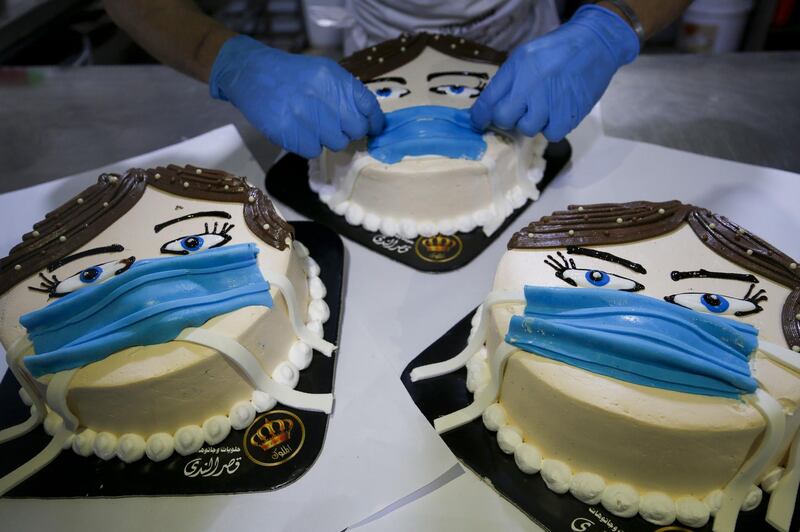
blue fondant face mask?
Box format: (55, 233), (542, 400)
(20, 243), (272, 377)
(505, 286), (760, 398)
(367, 105), (487, 164)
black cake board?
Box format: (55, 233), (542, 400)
(402, 308), (800, 532)
(0, 221), (345, 498)
(265, 140), (571, 273)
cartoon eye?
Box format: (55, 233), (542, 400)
(665, 284), (767, 317)
(430, 85), (482, 98)
(544, 251), (644, 292)
(560, 269), (643, 292)
(33, 257), (136, 299)
(160, 222), (234, 255)
(371, 86), (410, 100)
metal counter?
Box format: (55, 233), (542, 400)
(1, 52), (799, 192)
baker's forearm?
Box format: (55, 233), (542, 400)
(598, 0), (692, 39)
(103, 0), (234, 82)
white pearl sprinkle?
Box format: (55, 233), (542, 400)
(400, 46), (406, 52)
(378, 57), (384, 63)
(248, 196), (255, 203)
(262, 223), (270, 230)
(14, 264), (21, 271)
(367, 55), (372, 61)
(224, 184), (229, 190)
(658, 208), (665, 214)
(459, 38), (465, 44)
(102, 202), (109, 208)
(32, 230), (40, 237)
(747, 249), (754, 255)
(434, 34), (440, 40)
(154, 173), (161, 179)
(77, 198), (84, 204)
(794, 313), (799, 320)
(59, 235), (67, 242)
(182, 182), (189, 188)
(108, 175), (118, 183)
(790, 263), (797, 270)
(568, 230), (575, 236)
(578, 206), (584, 212)
(371, 46), (376, 51)
(527, 232), (534, 238)
(401, 37), (406, 43)
(195, 168), (202, 174)
(450, 43), (456, 49)
(616, 217), (623, 224)
(473, 50), (479, 55)
(709, 223), (716, 229)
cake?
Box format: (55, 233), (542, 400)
(411, 201), (800, 532)
(0, 165), (335, 494)
(309, 33), (548, 239)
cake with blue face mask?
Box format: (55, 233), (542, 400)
(309, 33), (547, 239)
(412, 201), (800, 532)
(0, 165), (334, 494)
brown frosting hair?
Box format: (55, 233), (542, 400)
(339, 32), (507, 81)
(509, 200), (800, 350)
(0, 164), (293, 296)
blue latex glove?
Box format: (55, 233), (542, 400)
(470, 5), (639, 141)
(210, 35), (384, 158)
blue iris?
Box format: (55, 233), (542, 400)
(701, 293), (730, 313)
(376, 88), (392, 98)
(585, 270), (610, 287)
(79, 266), (102, 284)
(180, 235), (204, 252)
(449, 85), (464, 94)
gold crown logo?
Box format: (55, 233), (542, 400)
(249, 417), (294, 451)
(419, 235), (458, 254)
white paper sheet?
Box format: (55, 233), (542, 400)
(0, 125), (457, 532)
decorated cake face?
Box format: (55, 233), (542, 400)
(0, 165), (333, 494)
(309, 34), (548, 239)
(411, 201), (800, 532)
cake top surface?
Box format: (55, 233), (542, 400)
(0, 165), (294, 349)
(502, 200), (800, 350)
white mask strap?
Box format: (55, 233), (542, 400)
(411, 290), (523, 382)
(0, 335), (45, 443)
(265, 270), (336, 357)
(0, 426), (72, 496)
(177, 328), (333, 414)
(714, 388), (785, 532)
(758, 340), (800, 373)
(766, 426), (800, 532)
(433, 343), (517, 434)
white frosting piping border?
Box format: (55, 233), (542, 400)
(0, 239), (332, 490)
(308, 135), (547, 239)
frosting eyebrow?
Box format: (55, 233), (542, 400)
(566, 246), (647, 274)
(671, 269), (759, 283)
(426, 71), (490, 82)
(153, 210), (232, 233)
(364, 76), (407, 85)
(46, 244), (125, 272)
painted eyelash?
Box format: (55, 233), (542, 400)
(28, 272), (60, 297)
(736, 283), (768, 317)
(544, 251), (578, 287)
(203, 221), (235, 236)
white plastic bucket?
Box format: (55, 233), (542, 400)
(302, 0), (345, 49)
(678, 0), (754, 53)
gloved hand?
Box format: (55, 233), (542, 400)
(210, 35), (384, 158)
(470, 5), (639, 141)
